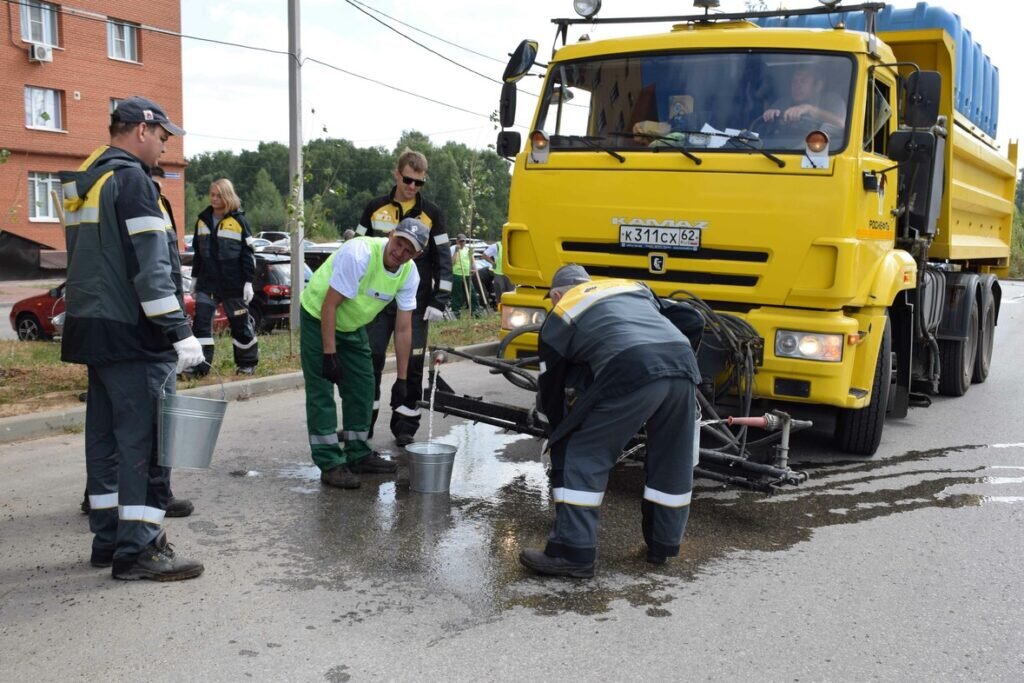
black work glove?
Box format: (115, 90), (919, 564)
(322, 353), (341, 384)
(390, 379), (408, 409)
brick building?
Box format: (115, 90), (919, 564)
(0, 0), (185, 278)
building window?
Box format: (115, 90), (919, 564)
(24, 86), (63, 130)
(107, 20), (139, 62)
(20, 1), (59, 46)
(28, 172), (63, 221)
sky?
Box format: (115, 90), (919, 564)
(179, 0), (1021, 165)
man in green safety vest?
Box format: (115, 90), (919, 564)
(450, 233), (482, 317)
(299, 218), (429, 489)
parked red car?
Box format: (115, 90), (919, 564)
(9, 278), (227, 341)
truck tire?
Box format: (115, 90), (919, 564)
(938, 296), (978, 396)
(971, 294), (994, 384)
(835, 318), (891, 456)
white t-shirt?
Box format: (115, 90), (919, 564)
(483, 243), (499, 260)
(328, 239), (420, 311)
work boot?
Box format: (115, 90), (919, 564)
(518, 548), (595, 579)
(348, 451), (398, 474)
(320, 465), (361, 489)
(165, 496), (194, 518)
(645, 551), (667, 565)
(394, 432), (415, 447)
(112, 535), (204, 582)
(90, 546), (114, 568)
(236, 366), (255, 376)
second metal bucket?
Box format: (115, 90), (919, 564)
(405, 442), (457, 493)
(157, 367), (227, 469)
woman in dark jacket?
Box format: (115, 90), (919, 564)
(190, 178), (259, 375)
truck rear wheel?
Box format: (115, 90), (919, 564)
(971, 294), (994, 384)
(938, 296), (978, 396)
(835, 318), (891, 456)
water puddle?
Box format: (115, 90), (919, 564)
(241, 433), (1023, 618)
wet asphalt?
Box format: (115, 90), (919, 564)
(1, 281), (1022, 680)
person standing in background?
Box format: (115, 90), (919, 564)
(483, 238), (513, 302)
(357, 149), (453, 447)
(450, 233), (482, 317)
(190, 179), (259, 376)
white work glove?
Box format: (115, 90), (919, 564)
(242, 282), (254, 305)
(173, 336), (205, 374)
(190, 277), (199, 294)
(423, 305), (446, 322)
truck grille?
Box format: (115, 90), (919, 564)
(563, 241), (769, 263)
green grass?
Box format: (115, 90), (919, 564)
(0, 312), (501, 416)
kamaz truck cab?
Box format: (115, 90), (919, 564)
(494, 1), (1016, 455)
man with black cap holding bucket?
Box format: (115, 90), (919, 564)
(60, 95), (205, 581)
(519, 264), (704, 578)
(299, 218), (429, 489)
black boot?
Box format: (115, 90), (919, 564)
(348, 451), (398, 474)
(518, 548), (595, 578)
(112, 534), (204, 581)
(320, 465), (361, 489)
(165, 496), (194, 518)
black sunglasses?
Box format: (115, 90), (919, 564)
(401, 175), (426, 187)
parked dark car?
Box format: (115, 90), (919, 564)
(249, 253), (313, 333)
(9, 283), (65, 340)
(9, 279), (228, 341)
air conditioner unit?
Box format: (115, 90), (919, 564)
(28, 44), (53, 63)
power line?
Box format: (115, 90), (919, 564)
(303, 57), (492, 119)
(342, 0), (503, 85)
(347, 0), (505, 64)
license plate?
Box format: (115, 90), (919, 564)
(619, 225), (701, 251)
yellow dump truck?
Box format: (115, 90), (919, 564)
(494, 1), (1017, 455)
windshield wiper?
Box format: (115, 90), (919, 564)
(557, 135), (625, 163)
(613, 131), (702, 165)
(674, 129), (786, 168)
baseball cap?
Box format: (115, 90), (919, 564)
(112, 96), (186, 136)
(393, 218), (430, 252)
(545, 264), (591, 298)
(457, 233), (468, 241)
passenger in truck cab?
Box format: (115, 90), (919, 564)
(761, 65), (845, 129)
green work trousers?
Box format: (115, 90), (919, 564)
(451, 273), (483, 318)
(300, 308), (374, 471)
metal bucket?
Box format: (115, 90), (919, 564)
(405, 442), (457, 494)
(157, 367), (227, 469)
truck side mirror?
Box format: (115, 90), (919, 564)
(887, 130), (936, 163)
(502, 40), (538, 84)
(904, 71), (941, 128)
(496, 131), (522, 158)
(499, 82), (517, 129)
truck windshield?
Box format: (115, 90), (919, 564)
(537, 51), (854, 154)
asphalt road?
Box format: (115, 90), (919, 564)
(2, 282), (1023, 681)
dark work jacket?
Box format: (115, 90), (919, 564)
(59, 146), (192, 365)
(358, 188), (452, 312)
(537, 280), (703, 449)
(192, 206), (256, 298)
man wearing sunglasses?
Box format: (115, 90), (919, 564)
(355, 149), (453, 447)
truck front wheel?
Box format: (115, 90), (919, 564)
(938, 296), (978, 396)
(834, 318), (891, 456)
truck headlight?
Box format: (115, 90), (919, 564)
(502, 305), (547, 330)
(775, 330), (843, 362)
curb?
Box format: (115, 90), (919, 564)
(0, 341), (499, 446)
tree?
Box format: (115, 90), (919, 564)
(244, 168), (287, 233)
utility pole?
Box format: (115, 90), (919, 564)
(288, 0), (305, 332)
